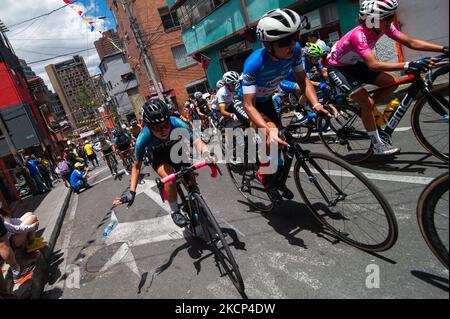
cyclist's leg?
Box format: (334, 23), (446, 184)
(371, 72), (399, 106)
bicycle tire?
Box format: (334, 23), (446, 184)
(417, 172), (449, 269)
(411, 84), (449, 163)
(193, 193), (245, 294)
(319, 104), (373, 163)
(293, 152), (398, 252)
(279, 106), (312, 143)
(225, 130), (275, 213)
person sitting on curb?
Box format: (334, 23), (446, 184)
(70, 162), (91, 194)
(0, 204), (35, 285)
(0, 205), (44, 255)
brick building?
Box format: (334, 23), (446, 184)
(108, 0), (208, 110)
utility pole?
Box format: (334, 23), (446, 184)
(123, 0), (165, 101)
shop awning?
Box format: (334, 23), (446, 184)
(168, 0), (187, 11)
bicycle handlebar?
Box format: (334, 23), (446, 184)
(156, 161), (220, 202)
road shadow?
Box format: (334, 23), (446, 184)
(355, 152), (448, 174)
(411, 270), (449, 292)
(251, 199), (396, 263)
(13, 192), (51, 218)
(138, 227), (247, 298)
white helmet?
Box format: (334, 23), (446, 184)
(216, 80), (225, 90)
(256, 9), (301, 42)
(194, 91), (203, 100)
(359, 0), (398, 20)
(223, 71), (240, 87)
(121, 124), (127, 130)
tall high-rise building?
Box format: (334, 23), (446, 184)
(45, 55), (97, 128)
(94, 29), (123, 61)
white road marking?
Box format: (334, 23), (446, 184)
(292, 167), (434, 185)
(99, 242), (139, 277)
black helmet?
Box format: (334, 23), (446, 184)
(142, 99), (171, 127)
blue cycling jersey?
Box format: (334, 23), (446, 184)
(134, 117), (197, 162)
(241, 43), (304, 103)
(279, 58), (325, 94)
(114, 132), (132, 146)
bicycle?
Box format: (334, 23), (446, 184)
(417, 172), (449, 269)
(226, 116), (398, 252)
(155, 161), (245, 294)
(104, 152), (119, 176)
(320, 55), (449, 163)
(119, 149), (134, 173)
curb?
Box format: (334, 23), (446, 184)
(29, 189), (72, 299)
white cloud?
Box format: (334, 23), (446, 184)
(1, 0), (114, 91)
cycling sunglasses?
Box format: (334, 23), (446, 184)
(151, 120), (170, 133)
(276, 32), (300, 48)
(382, 14), (396, 23)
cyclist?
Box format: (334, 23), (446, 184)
(242, 8), (329, 200)
(129, 119), (142, 140)
(217, 71), (240, 123)
(193, 91), (210, 128)
(99, 136), (118, 176)
(113, 128), (133, 174)
(113, 99), (214, 228)
(327, 0), (448, 155)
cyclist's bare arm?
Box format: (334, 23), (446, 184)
(364, 53), (408, 72)
(243, 93), (270, 130)
(294, 70), (328, 115)
(396, 32), (446, 53)
(219, 104), (235, 119)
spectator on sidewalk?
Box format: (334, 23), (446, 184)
(84, 140), (99, 169)
(24, 155), (48, 194)
(70, 162), (91, 194)
(0, 206), (40, 253)
(57, 156), (72, 188)
(65, 147), (84, 171)
(0, 206), (35, 284)
(37, 157), (53, 190)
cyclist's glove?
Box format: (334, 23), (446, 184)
(121, 191), (136, 207)
(405, 58), (433, 74)
(319, 82), (328, 90)
(202, 150), (217, 164)
(443, 46), (449, 56)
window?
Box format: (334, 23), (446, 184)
(171, 45), (196, 69)
(159, 7), (180, 32)
(186, 78), (210, 98)
(177, 0), (228, 31)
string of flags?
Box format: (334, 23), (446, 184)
(62, 0), (141, 70)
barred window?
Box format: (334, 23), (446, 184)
(171, 45), (196, 69)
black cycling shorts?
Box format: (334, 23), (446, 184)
(151, 144), (191, 172)
(0, 218), (7, 238)
(328, 62), (381, 97)
(254, 99), (281, 127)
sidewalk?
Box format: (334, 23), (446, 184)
(1, 182), (72, 298)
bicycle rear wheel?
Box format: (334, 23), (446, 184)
(279, 105), (312, 143)
(225, 131), (275, 213)
(193, 193), (245, 295)
(417, 172), (449, 269)
(293, 152), (398, 252)
(411, 84), (449, 163)
(320, 104), (373, 163)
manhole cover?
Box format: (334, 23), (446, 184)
(85, 242), (125, 273)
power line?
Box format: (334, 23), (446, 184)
(8, 1), (80, 29)
(28, 47), (96, 65)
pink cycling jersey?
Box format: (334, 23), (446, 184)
(328, 23), (403, 67)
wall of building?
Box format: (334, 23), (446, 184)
(396, 0), (449, 61)
(109, 0), (207, 108)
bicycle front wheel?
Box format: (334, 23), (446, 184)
(411, 84), (449, 163)
(293, 152), (398, 252)
(417, 172), (449, 269)
(193, 193), (245, 295)
(319, 104), (373, 163)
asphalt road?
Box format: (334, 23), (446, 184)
(43, 110), (449, 299)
